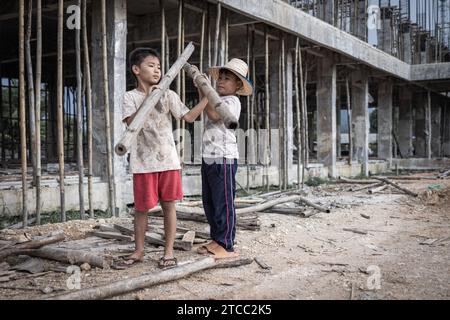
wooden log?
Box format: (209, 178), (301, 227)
(343, 228), (368, 235)
(338, 177), (379, 184)
(19, 0), (29, 228)
(0, 233), (65, 260)
(115, 42), (195, 156)
(101, 0), (116, 216)
(46, 257), (252, 300)
(89, 231), (132, 242)
(181, 231), (195, 245)
(368, 184), (388, 194)
(438, 169), (450, 179)
(372, 177), (419, 197)
(183, 63), (238, 129)
(19, 247), (112, 269)
(113, 224), (194, 251)
(254, 257), (271, 270)
(82, 0), (94, 218)
(350, 182), (383, 192)
(295, 37), (301, 189)
(345, 77), (352, 164)
(35, 0), (42, 225)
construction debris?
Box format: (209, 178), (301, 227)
(46, 257), (253, 300)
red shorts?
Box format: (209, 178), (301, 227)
(133, 170), (183, 212)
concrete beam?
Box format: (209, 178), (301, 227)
(410, 63), (450, 82)
(217, 0), (411, 80)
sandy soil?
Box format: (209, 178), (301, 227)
(1, 173), (449, 300)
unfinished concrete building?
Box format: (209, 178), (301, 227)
(0, 0), (449, 224)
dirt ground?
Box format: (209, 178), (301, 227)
(1, 172), (449, 300)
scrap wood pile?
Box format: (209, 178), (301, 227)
(338, 176), (420, 197)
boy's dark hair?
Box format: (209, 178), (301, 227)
(129, 47), (161, 73)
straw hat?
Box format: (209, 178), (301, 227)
(208, 58), (253, 96)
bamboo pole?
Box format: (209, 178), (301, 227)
(213, 3), (221, 68)
(295, 38), (301, 189)
(115, 43), (195, 156)
(56, 0), (65, 222)
(101, 0), (116, 217)
(224, 10), (229, 64)
(264, 27), (270, 191)
(76, 0), (85, 220)
(176, 0), (183, 157)
(160, 0), (165, 77)
(302, 54), (309, 167)
(278, 36), (282, 191)
(280, 34), (286, 190)
(19, 0), (29, 228)
(183, 63), (238, 129)
(35, 0), (42, 225)
(82, 0), (94, 219)
(251, 25), (256, 169)
(25, 0), (36, 186)
(298, 43), (306, 188)
(181, 3), (186, 165)
(346, 76), (352, 164)
(199, 9), (206, 157)
(246, 25), (251, 192)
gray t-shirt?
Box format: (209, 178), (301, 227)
(202, 95), (241, 159)
(122, 89), (189, 174)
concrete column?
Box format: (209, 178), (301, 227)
(377, 81), (393, 164)
(397, 87), (414, 157)
(351, 69), (369, 176)
(431, 95), (442, 157)
(91, 0), (128, 213)
(425, 91), (432, 158)
(413, 91), (427, 157)
(444, 101), (450, 157)
(286, 51), (294, 181)
(317, 54), (337, 178)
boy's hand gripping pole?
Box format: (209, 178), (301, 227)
(114, 42), (195, 156)
(183, 63), (239, 130)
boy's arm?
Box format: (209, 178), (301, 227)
(204, 103), (222, 122)
(182, 97), (209, 123)
(123, 112), (137, 126)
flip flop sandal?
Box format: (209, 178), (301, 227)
(208, 245), (239, 260)
(111, 256), (143, 270)
(158, 257), (178, 270)
(197, 241), (218, 255)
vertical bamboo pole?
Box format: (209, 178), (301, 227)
(264, 26), (270, 191)
(35, 0), (42, 225)
(346, 76), (352, 164)
(213, 3), (221, 68)
(160, 0), (166, 76)
(294, 38), (301, 189)
(303, 53), (309, 167)
(101, 0), (116, 217)
(281, 34), (287, 190)
(251, 25), (256, 172)
(199, 9), (206, 157)
(224, 9), (229, 63)
(246, 25), (251, 192)
(19, 0), (29, 228)
(299, 48), (307, 187)
(278, 34), (282, 191)
(82, 0), (94, 219)
(76, 0), (85, 219)
(25, 0), (36, 186)
(181, 4), (186, 166)
(176, 0), (183, 157)
(57, 0), (65, 222)
(207, 4), (211, 72)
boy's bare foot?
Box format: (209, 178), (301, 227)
(197, 240), (219, 255)
(209, 245), (239, 259)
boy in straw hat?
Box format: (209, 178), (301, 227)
(196, 58), (253, 259)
